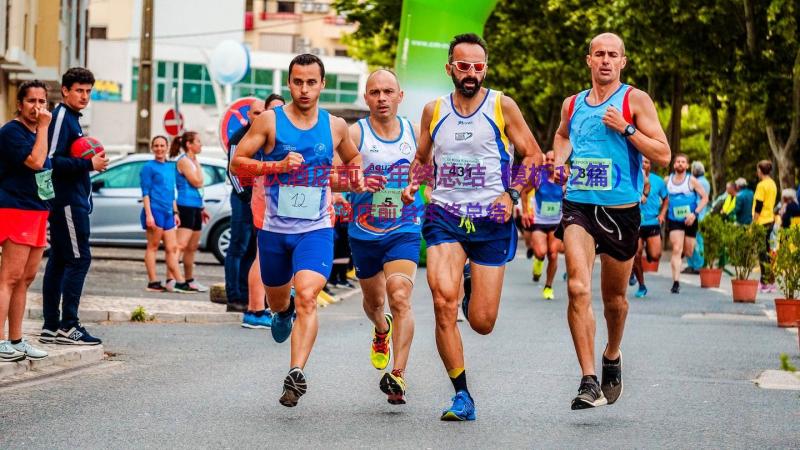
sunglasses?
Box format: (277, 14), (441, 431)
(451, 61), (487, 73)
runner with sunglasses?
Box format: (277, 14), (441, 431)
(402, 33), (543, 421)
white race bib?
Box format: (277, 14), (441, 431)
(540, 200), (561, 217)
(277, 185), (322, 220)
(371, 188), (403, 219)
(673, 205), (691, 219)
(570, 158), (613, 191)
(440, 155), (483, 190)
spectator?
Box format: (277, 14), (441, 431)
(721, 181), (737, 221)
(779, 188), (800, 229)
(686, 161), (711, 273)
(733, 177), (753, 225)
(753, 160), (778, 292)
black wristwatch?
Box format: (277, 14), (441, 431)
(505, 188), (520, 205)
(622, 124), (636, 137)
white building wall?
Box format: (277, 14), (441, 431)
(129, 0), (244, 48)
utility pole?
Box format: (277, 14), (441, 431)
(134, 0), (154, 153)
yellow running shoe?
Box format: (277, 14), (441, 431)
(380, 369), (407, 404)
(316, 292), (332, 307)
(346, 267), (357, 281)
(533, 258), (544, 282)
(319, 289), (338, 304)
(370, 313), (393, 370)
(542, 286), (554, 300)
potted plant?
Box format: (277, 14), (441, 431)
(774, 227), (800, 327)
(724, 222), (766, 302)
(698, 214), (725, 288)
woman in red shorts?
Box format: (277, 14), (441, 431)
(0, 80), (52, 362)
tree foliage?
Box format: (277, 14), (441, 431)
(332, 0), (402, 69)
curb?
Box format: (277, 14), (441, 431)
(25, 307), (243, 324)
(0, 344), (105, 385)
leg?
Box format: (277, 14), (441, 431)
(289, 270), (327, 369)
(247, 249), (266, 312)
(545, 232), (559, 287)
(42, 207), (69, 331)
(428, 243), (468, 371)
(599, 255), (633, 360)
(384, 259), (417, 372)
(161, 230), (184, 283)
(360, 272), (388, 333)
(532, 231), (548, 261)
(0, 241), (31, 340)
(59, 207), (92, 330)
(564, 225), (598, 377)
(633, 238), (645, 286)
(144, 227), (164, 283)
(183, 231), (201, 281)
(8, 247), (45, 341)
(645, 234), (662, 262)
(669, 230), (685, 282)
(224, 194), (250, 304)
(173, 228), (193, 280)
(466, 262), (506, 335)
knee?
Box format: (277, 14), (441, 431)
(533, 247), (547, 260)
(386, 278), (412, 312)
(567, 278), (590, 301)
(0, 268), (25, 286)
(547, 249), (559, 262)
(603, 294), (629, 316)
(165, 244), (178, 255)
(469, 314), (496, 335)
(294, 287), (318, 314)
(432, 295), (456, 325)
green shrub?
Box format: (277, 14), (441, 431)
(699, 214), (726, 269)
(775, 227), (800, 299)
(130, 306), (148, 322)
(724, 222), (766, 280)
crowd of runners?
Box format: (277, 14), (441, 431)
(2, 30), (799, 421)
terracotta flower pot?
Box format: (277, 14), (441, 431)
(774, 298), (800, 327)
(731, 279), (758, 303)
(641, 255), (659, 273)
(699, 268), (722, 288)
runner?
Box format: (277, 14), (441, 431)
(402, 33), (544, 421)
(631, 156), (667, 298)
(168, 131), (209, 293)
(521, 150), (565, 300)
(346, 69), (422, 405)
(140, 135), (190, 292)
(231, 54), (373, 407)
(41, 67), (108, 346)
(0, 80), (51, 362)
(662, 153), (708, 294)
(552, 33), (671, 409)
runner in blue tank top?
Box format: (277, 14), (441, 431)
(231, 54), (374, 408)
(630, 156), (668, 298)
(553, 33), (671, 410)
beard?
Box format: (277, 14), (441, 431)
(451, 73), (483, 98)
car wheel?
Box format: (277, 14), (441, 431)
(209, 220), (231, 264)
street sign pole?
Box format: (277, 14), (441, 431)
(134, 0), (154, 153)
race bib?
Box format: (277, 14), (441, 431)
(540, 201), (561, 217)
(35, 169), (55, 201)
(569, 158), (613, 191)
(371, 188), (403, 219)
(440, 155), (483, 189)
(673, 205), (691, 219)
(277, 185), (322, 220)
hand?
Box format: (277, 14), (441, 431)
(280, 152), (304, 172)
(490, 192), (514, 223)
(402, 184), (419, 205)
(92, 152), (109, 172)
(332, 192), (348, 206)
(521, 210), (534, 228)
(174, 213), (181, 228)
(641, 195), (648, 204)
(201, 209), (210, 225)
(685, 212), (696, 226)
(363, 175), (387, 193)
(658, 214), (665, 225)
(36, 107), (52, 129)
(553, 164), (569, 185)
(602, 106), (628, 134)
(145, 214), (156, 229)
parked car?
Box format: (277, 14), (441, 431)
(88, 154), (232, 263)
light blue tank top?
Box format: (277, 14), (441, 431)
(533, 177), (563, 225)
(175, 154), (203, 208)
(566, 84), (643, 206)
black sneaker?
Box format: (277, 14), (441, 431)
(601, 351), (623, 404)
(56, 325), (102, 345)
(526, 248), (534, 259)
(671, 281), (680, 294)
(172, 281), (198, 293)
(146, 281), (166, 292)
(39, 328), (58, 344)
(279, 367), (307, 407)
(571, 376), (607, 410)
(681, 267), (699, 275)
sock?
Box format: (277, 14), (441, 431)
(544, 285), (552, 290)
(448, 368), (469, 394)
(10, 339), (21, 345)
(254, 309), (265, 317)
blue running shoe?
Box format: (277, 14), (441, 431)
(440, 390), (476, 421)
(628, 273), (637, 286)
(242, 311), (272, 329)
(635, 285), (648, 298)
(271, 294), (295, 344)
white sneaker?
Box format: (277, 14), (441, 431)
(188, 280), (209, 292)
(0, 340), (26, 362)
(165, 279), (176, 293)
(11, 339), (48, 360)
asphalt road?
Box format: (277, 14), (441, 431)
(4, 249), (799, 449)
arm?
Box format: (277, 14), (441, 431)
(553, 96), (573, 182)
(48, 112), (103, 174)
(658, 177), (670, 223)
(140, 166), (155, 228)
(23, 108), (52, 170)
(602, 89), (671, 167)
(402, 101), (435, 204)
(502, 95), (544, 194)
(177, 157), (204, 189)
(231, 111), (303, 177)
(329, 123), (362, 192)
(685, 178), (708, 225)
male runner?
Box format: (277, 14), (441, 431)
(660, 153), (708, 294)
(232, 54), (371, 408)
(521, 150), (565, 300)
(402, 33), (543, 421)
(41, 68), (109, 345)
(347, 69), (422, 405)
(631, 156), (667, 298)
(553, 33), (670, 409)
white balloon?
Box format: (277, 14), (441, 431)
(208, 40), (250, 85)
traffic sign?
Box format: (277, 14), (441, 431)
(219, 96), (257, 152)
(163, 108), (185, 136)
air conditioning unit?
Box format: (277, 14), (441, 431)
(294, 37), (312, 53)
(301, 2), (315, 13)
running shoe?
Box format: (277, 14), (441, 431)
(380, 369), (407, 405)
(563, 272), (568, 281)
(635, 285), (648, 298)
(526, 248), (534, 259)
(319, 289), (338, 304)
(146, 281), (166, 292)
(571, 376), (607, 410)
(346, 267), (357, 281)
(370, 313), (393, 370)
(271, 293), (295, 343)
(39, 328), (58, 344)
(628, 273), (637, 286)
(671, 281), (680, 294)
(601, 351), (623, 405)
(279, 367), (307, 407)
(542, 286), (554, 300)
(11, 339), (48, 360)
(440, 390), (476, 421)
(0, 340), (26, 362)
(758, 283), (777, 294)
(164, 279), (176, 292)
(533, 258), (544, 282)
(56, 325), (102, 345)
(172, 281), (198, 293)
(242, 311), (272, 329)
(335, 280), (356, 289)
(187, 279), (209, 292)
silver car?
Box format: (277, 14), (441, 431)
(88, 154), (232, 263)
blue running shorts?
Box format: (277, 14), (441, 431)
(257, 228), (334, 287)
(350, 233), (421, 279)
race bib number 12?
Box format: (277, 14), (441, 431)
(277, 186), (322, 220)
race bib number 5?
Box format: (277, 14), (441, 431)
(569, 158), (613, 191)
(277, 185), (322, 220)
(372, 188), (403, 219)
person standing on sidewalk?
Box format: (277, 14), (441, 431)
(0, 80), (52, 362)
(41, 68), (108, 346)
(140, 135), (190, 293)
(733, 177), (753, 225)
(753, 160), (778, 293)
(168, 131), (209, 293)
(685, 160), (711, 274)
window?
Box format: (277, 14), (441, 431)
(92, 161), (147, 189)
(89, 26), (107, 39)
(181, 63), (216, 106)
(280, 71), (360, 105)
(334, 49), (348, 57)
(202, 165), (228, 186)
(277, 1), (295, 13)
(233, 68), (275, 99)
(132, 61), (183, 104)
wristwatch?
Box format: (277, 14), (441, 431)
(505, 188), (521, 205)
(622, 124), (636, 137)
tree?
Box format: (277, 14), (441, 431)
(332, 0), (402, 69)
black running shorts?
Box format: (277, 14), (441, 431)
(666, 219), (698, 238)
(556, 199), (640, 261)
(639, 224), (662, 240)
